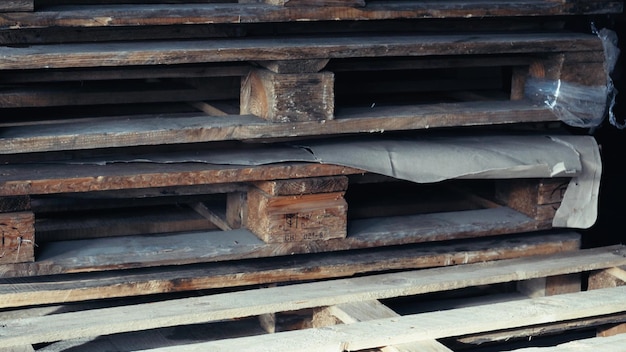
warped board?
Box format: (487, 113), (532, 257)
(0, 1), (622, 29)
(0, 244), (625, 348)
(0, 232), (581, 307)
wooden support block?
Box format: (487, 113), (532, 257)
(496, 178), (569, 221)
(239, 0), (365, 6)
(517, 273), (581, 298)
(241, 68), (334, 122)
(246, 177), (348, 243)
(0, 212), (35, 265)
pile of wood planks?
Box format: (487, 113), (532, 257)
(0, 0), (624, 350)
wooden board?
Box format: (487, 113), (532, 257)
(0, 232), (581, 307)
(0, 101), (557, 155)
(0, 1), (32, 12)
(1, 244), (625, 348)
(136, 286), (626, 351)
(0, 1), (621, 29)
(0, 32), (603, 70)
(0, 207), (553, 277)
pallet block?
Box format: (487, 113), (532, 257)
(496, 178), (569, 221)
(0, 212), (35, 265)
(246, 176), (348, 243)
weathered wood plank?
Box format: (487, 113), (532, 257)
(0, 207), (552, 276)
(2, 249), (626, 349)
(0, 33), (603, 70)
(0, 162), (360, 197)
(0, 1), (621, 29)
(0, 1), (32, 12)
(316, 300), (453, 352)
(0, 232), (581, 307)
(0, 100), (557, 155)
(134, 286), (626, 351)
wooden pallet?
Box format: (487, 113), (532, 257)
(0, 29), (611, 153)
(1, 243), (625, 351)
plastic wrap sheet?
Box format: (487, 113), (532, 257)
(525, 27), (620, 129)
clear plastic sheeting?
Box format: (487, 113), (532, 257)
(525, 27), (620, 129)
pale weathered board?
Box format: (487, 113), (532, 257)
(0, 1), (621, 29)
(0, 232), (581, 307)
(0, 245), (625, 348)
(137, 286), (626, 351)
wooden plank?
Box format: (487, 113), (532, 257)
(0, 212), (35, 265)
(35, 285), (626, 351)
(1, 245), (626, 348)
(0, 1), (621, 29)
(316, 300), (453, 352)
(0, 32), (603, 70)
(0, 100), (558, 155)
(496, 178), (569, 221)
(0, 206), (551, 276)
(0, 162), (360, 197)
(0, 232), (581, 307)
(0, 1), (32, 12)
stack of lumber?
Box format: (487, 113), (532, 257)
(0, 1), (623, 351)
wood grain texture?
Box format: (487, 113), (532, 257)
(0, 101), (557, 155)
(0, 1), (32, 12)
(1, 245), (625, 348)
(0, 1), (621, 29)
(0, 207), (553, 277)
(0, 232), (581, 307)
(0, 33), (603, 70)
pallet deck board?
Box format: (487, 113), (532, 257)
(0, 232), (581, 306)
(0, 244), (625, 348)
(0, 101), (555, 154)
(139, 285), (626, 352)
(0, 207), (550, 276)
(0, 1), (622, 28)
(0, 32), (603, 70)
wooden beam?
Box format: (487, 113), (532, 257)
(0, 2), (621, 29)
(1, 244), (625, 348)
(0, 212), (35, 265)
(0, 100), (557, 155)
(0, 33), (603, 70)
(0, 232), (581, 306)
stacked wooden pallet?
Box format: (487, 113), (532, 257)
(0, 0), (623, 351)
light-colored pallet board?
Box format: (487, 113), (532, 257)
(1, 244), (625, 348)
